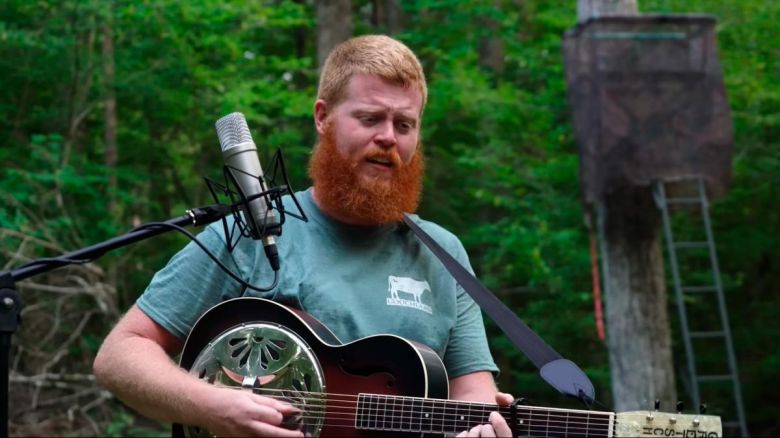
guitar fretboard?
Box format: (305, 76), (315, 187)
(355, 393), (614, 437)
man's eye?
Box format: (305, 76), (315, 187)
(360, 116), (378, 124)
(396, 121), (413, 132)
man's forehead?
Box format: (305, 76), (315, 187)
(343, 74), (423, 114)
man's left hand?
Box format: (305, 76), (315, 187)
(456, 392), (514, 437)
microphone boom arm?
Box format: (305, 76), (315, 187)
(0, 202), (233, 437)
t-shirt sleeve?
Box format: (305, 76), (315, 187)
(441, 240), (500, 378)
(136, 225), (248, 339)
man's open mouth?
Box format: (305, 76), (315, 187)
(366, 156), (394, 168)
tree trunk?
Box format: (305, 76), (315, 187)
(293, 0), (308, 58)
(578, 0), (677, 412)
(102, 22), (117, 216)
(372, 0), (404, 35)
(478, 5), (505, 74)
(316, 0), (353, 69)
(599, 187), (676, 411)
(102, 11), (119, 292)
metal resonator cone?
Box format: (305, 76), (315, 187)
(185, 323), (326, 437)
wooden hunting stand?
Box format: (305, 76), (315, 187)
(563, 14), (747, 436)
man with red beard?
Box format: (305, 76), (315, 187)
(94, 35), (512, 437)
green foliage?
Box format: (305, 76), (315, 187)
(1, 0), (777, 435)
(105, 408), (166, 438)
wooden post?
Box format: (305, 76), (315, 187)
(316, 0), (353, 69)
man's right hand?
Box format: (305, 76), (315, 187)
(94, 305), (306, 437)
(198, 385), (304, 437)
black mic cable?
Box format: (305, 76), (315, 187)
(132, 221), (279, 293)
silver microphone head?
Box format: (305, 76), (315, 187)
(215, 112), (254, 152)
(215, 112), (282, 270)
(214, 111), (279, 241)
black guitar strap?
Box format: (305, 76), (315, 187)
(402, 214), (595, 407)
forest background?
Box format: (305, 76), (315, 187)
(1, 0), (777, 436)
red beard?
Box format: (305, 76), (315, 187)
(308, 124), (424, 225)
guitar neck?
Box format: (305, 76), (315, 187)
(355, 393), (615, 436)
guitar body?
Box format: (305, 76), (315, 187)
(173, 297), (723, 438)
(174, 297), (449, 437)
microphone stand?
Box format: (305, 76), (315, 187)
(0, 203), (232, 438)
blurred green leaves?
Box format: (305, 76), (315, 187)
(1, 0), (778, 434)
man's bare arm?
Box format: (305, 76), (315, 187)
(93, 304), (302, 437)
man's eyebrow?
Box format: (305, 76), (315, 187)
(396, 114), (418, 126)
(351, 107), (419, 124)
(352, 108), (383, 115)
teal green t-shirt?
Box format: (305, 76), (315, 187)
(137, 188), (498, 378)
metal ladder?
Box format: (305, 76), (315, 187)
(653, 178), (748, 437)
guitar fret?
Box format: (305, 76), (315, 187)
(539, 409), (548, 436)
(402, 397), (407, 431)
(366, 394), (373, 430)
(375, 394), (381, 430)
(441, 399), (451, 432)
(356, 394), (364, 429)
(394, 396), (402, 431)
(410, 396), (418, 432)
(370, 394), (378, 430)
(442, 399), (451, 432)
(436, 398), (445, 432)
(454, 401), (467, 432)
(355, 394), (361, 429)
(437, 398), (445, 432)
(583, 411), (593, 438)
(409, 397), (418, 431)
(355, 394), (370, 429)
(477, 404), (488, 430)
(402, 396), (409, 431)
(546, 409), (551, 436)
(361, 394), (368, 430)
(386, 396), (394, 430)
(392, 396), (401, 430)
(373, 394), (380, 430)
(585, 411), (590, 438)
(384, 395), (392, 430)
(444, 399), (455, 433)
(422, 398), (434, 432)
(586, 411), (591, 438)
(551, 409), (567, 436)
(520, 406), (531, 437)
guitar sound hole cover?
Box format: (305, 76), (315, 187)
(186, 323), (326, 437)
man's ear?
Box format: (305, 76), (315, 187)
(314, 100), (328, 135)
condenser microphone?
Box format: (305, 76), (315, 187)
(215, 112), (280, 270)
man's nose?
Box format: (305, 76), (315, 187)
(373, 120), (397, 149)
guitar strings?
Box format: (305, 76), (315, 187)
(279, 410), (609, 436)
(215, 385), (614, 433)
(220, 385), (613, 424)
(206, 401), (616, 435)
(267, 406), (611, 436)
